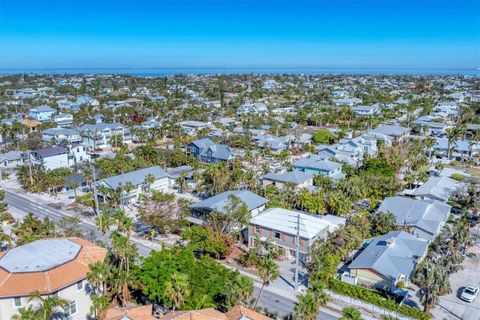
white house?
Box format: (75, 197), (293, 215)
(28, 106), (56, 122)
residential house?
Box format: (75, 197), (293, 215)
(377, 196), (451, 241)
(237, 102), (268, 115)
(30, 145), (89, 170)
(53, 113), (74, 127)
(42, 128), (82, 144)
(433, 138), (478, 162)
(367, 124), (410, 146)
(248, 208), (346, 261)
(293, 155), (344, 180)
(334, 136), (377, 165)
(261, 171), (313, 190)
(253, 135), (292, 153)
(96, 166), (172, 204)
(79, 123), (130, 149)
(412, 176), (463, 202)
(414, 118), (448, 137)
(185, 138), (234, 163)
(180, 120), (212, 136)
(162, 306), (272, 320)
(348, 231), (428, 290)
(352, 104), (381, 117)
(189, 190), (268, 222)
(28, 105), (55, 122)
(0, 151), (25, 168)
(0, 238), (107, 320)
(104, 305), (155, 320)
(333, 98), (362, 107)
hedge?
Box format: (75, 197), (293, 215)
(328, 279), (430, 320)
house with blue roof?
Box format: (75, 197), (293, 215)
(253, 135), (292, 153)
(293, 155), (344, 180)
(348, 231), (429, 290)
(96, 165), (172, 204)
(189, 190), (268, 222)
(352, 103), (381, 117)
(28, 105), (56, 122)
(433, 138), (478, 162)
(185, 138), (233, 163)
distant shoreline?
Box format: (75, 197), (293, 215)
(0, 67), (478, 76)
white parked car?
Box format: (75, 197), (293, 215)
(460, 285), (479, 303)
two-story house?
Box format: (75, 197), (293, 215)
(28, 105), (56, 122)
(96, 166), (173, 204)
(0, 238), (106, 320)
(248, 208), (346, 261)
(42, 128), (82, 145)
(293, 155), (344, 180)
(79, 123), (130, 149)
(185, 138), (234, 163)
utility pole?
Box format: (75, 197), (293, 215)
(91, 163), (100, 215)
(26, 152), (33, 186)
(294, 213), (300, 291)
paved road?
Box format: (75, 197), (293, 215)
(4, 190), (153, 257)
(253, 286), (338, 320)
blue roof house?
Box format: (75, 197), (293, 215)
(189, 190), (268, 222)
(185, 138), (234, 163)
(293, 155), (344, 180)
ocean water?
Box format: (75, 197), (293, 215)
(0, 68), (478, 76)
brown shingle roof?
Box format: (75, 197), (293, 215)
(0, 237), (106, 297)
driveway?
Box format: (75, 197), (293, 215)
(432, 245), (480, 320)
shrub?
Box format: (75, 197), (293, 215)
(328, 279), (430, 320)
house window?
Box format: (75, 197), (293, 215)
(65, 300), (77, 316)
(255, 226), (260, 234)
(76, 280), (83, 291)
(13, 297), (22, 308)
(274, 232), (281, 239)
(76, 148), (80, 152)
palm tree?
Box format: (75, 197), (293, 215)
(90, 295), (109, 320)
(254, 258), (280, 309)
(87, 261), (108, 295)
(27, 291), (69, 320)
(95, 213), (112, 235)
(339, 307), (362, 320)
(294, 292), (318, 320)
(10, 305), (35, 320)
(164, 272), (190, 311)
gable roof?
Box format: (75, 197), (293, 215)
(188, 138), (215, 150)
(377, 196), (451, 240)
(413, 176), (463, 201)
(262, 171), (313, 185)
(162, 308), (227, 320)
(99, 165), (171, 190)
(200, 144), (233, 161)
(190, 190), (268, 213)
(349, 231), (428, 281)
(293, 155), (341, 172)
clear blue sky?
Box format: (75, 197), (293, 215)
(0, 0), (478, 69)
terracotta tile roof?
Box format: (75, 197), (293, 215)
(162, 308), (227, 320)
(0, 237), (106, 298)
(225, 305), (273, 320)
(105, 305), (155, 320)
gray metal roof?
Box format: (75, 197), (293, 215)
(377, 196), (451, 241)
(369, 124), (410, 137)
(190, 190), (268, 213)
(199, 143), (233, 161)
(99, 165), (171, 190)
(413, 176), (463, 201)
(293, 155), (341, 172)
(0, 151), (24, 162)
(262, 171), (313, 185)
(349, 231), (429, 281)
(0, 239), (81, 273)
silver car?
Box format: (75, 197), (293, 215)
(460, 285), (479, 303)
